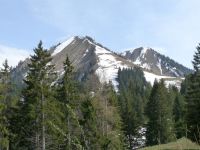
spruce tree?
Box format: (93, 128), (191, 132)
(20, 41), (63, 149)
(98, 83), (125, 149)
(0, 60), (13, 150)
(0, 88), (9, 149)
(173, 93), (185, 138)
(80, 95), (99, 149)
(56, 55), (84, 149)
(186, 43), (200, 143)
(167, 85), (186, 139)
(146, 80), (174, 146)
(117, 67), (150, 148)
(100, 82), (125, 149)
(79, 82), (125, 149)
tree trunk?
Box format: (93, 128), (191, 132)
(35, 116), (40, 150)
(6, 141), (9, 150)
(105, 98), (108, 137)
(67, 115), (71, 150)
(41, 89), (45, 150)
(128, 134), (132, 149)
(42, 112), (45, 150)
(35, 131), (39, 150)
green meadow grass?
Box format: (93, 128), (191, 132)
(139, 137), (200, 150)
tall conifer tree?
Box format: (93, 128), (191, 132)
(117, 67), (150, 148)
(146, 80), (174, 146)
(173, 93), (185, 138)
(20, 41), (62, 149)
(0, 60), (11, 150)
(186, 43), (200, 143)
(56, 55), (84, 149)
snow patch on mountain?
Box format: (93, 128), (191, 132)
(140, 47), (148, 58)
(82, 49), (89, 58)
(120, 46), (192, 78)
(144, 71), (174, 85)
(165, 80), (182, 89)
(95, 45), (111, 54)
(95, 45), (128, 91)
(170, 67), (179, 76)
(52, 37), (75, 56)
(123, 47), (152, 71)
(141, 63), (151, 70)
(157, 58), (162, 75)
(134, 57), (141, 65)
(143, 71), (182, 88)
(95, 45), (182, 90)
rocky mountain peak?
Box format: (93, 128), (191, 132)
(11, 36), (193, 91)
(121, 47), (192, 77)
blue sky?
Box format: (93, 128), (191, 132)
(0, 0), (200, 68)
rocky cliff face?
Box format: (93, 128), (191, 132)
(121, 47), (192, 77)
(11, 36), (135, 90)
(11, 36), (193, 90)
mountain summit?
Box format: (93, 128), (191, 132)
(121, 47), (192, 77)
(12, 36), (192, 90)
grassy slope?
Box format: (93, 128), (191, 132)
(140, 137), (200, 150)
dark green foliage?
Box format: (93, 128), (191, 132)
(0, 60), (11, 149)
(180, 74), (192, 96)
(185, 44), (200, 143)
(146, 80), (174, 146)
(56, 55), (84, 149)
(0, 60), (21, 150)
(192, 44), (200, 72)
(17, 41), (64, 149)
(3, 40), (197, 149)
(173, 93), (185, 138)
(80, 96), (99, 148)
(7, 44), (125, 149)
(168, 85), (186, 139)
(99, 82), (125, 149)
(117, 67), (151, 148)
(57, 56), (76, 105)
(80, 82), (125, 149)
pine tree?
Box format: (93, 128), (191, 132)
(56, 55), (84, 149)
(80, 95), (99, 149)
(192, 44), (200, 72)
(0, 59), (14, 111)
(166, 85), (186, 139)
(1, 60), (28, 150)
(79, 82), (125, 149)
(146, 80), (174, 146)
(117, 67), (150, 148)
(0, 60), (16, 149)
(185, 43), (200, 143)
(19, 41), (63, 149)
(57, 55), (76, 106)
(0, 91), (9, 150)
(100, 82), (125, 149)
(0, 60), (12, 150)
(173, 93), (185, 138)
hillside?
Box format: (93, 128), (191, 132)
(121, 47), (192, 77)
(11, 36), (192, 90)
(140, 137), (200, 150)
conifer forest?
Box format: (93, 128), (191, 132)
(1, 41), (200, 150)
